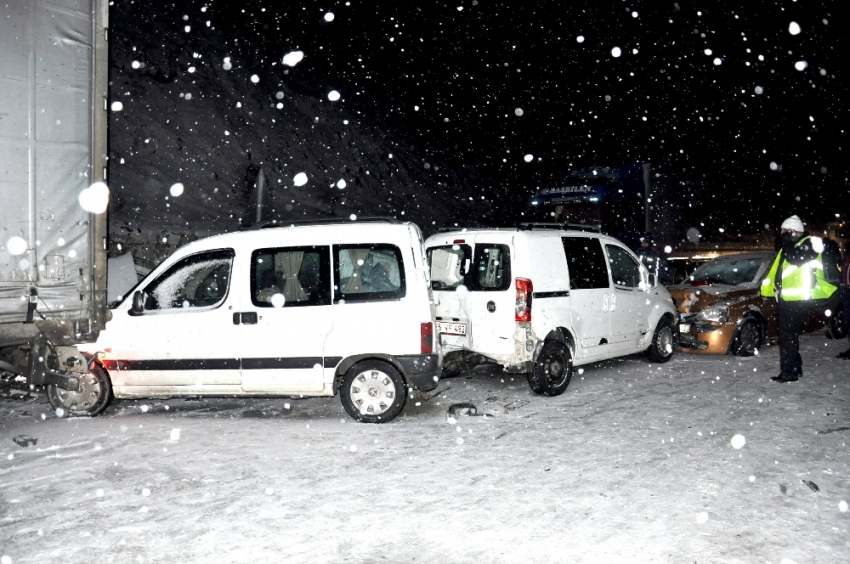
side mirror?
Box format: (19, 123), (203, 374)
(131, 290), (145, 314)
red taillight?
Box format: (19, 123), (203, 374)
(421, 322), (434, 354)
(515, 278), (533, 322)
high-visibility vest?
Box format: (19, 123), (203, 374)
(761, 236), (838, 301)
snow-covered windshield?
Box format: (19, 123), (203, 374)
(143, 249), (234, 310)
(688, 256), (768, 286)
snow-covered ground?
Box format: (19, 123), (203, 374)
(2, 333), (849, 563)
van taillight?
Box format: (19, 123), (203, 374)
(515, 278), (533, 322)
(421, 322), (434, 354)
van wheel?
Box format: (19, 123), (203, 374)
(46, 364), (113, 417)
(646, 318), (675, 363)
(527, 340), (573, 396)
(340, 360), (407, 423)
(730, 318), (762, 356)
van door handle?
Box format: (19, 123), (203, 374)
(233, 312), (258, 325)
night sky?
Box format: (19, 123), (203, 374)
(115, 0), (847, 234)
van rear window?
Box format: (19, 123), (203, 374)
(427, 244), (511, 292)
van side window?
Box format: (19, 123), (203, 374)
(427, 244), (472, 290)
(143, 249), (234, 311)
(251, 246), (331, 307)
(334, 244), (406, 302)
(562, 237), (609, 290)
(472, 245), (511, 291)
(605, 245), (642, 289)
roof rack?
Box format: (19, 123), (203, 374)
(519, 222), (602, 232)
(244, 216), (403, 230)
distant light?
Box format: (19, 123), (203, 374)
(794, 61), (808, 71)
(531, 200), (539, 206)
(589, 197), (599, 202)
(170, 183), (184, 197)
(282, 51), (305, 67)
(293, 172), (308, 186)
(788, 21), (801, 35)
(250, 74), (260, 83)
(324, 12), (335, 22)
(611, 47), (622, 58)
(328, 90), (341, 101)
(110, 101), (123, 112)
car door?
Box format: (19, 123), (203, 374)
(561, 236), (612, 361)
(103, 248), (243, 390)
(605, 243), (652, 355)
(239, 245), (333, 393)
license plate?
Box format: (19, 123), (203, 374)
(679, 323), (691, 334)
(437, 321), (467, 335)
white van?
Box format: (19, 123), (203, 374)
(52, 220), (440, 423)
(424, 226), (678, 395)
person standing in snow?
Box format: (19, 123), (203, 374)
(760, 215), (839, 382)
(837, 242), (850, 359)
(637, 233), (669, 283)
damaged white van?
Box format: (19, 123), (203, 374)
(425, 226), (677, 395)
(54, 219), (440, 423)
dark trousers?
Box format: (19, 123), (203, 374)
(841, 286), (850, 343)
(778, 300), (808, 377)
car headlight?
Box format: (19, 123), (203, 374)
(696, 303), (730, 323)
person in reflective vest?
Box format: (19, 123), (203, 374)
(760, 215), (838, 382)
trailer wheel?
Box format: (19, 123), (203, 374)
(47, 364), (113, 417)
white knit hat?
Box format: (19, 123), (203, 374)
(781, 215), (805, 233)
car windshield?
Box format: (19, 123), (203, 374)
(688, 257), (768, 286)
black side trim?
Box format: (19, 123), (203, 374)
(102, 356), (344, 371)
(533, 291), (570, 299)
(103, 359), (240, 371)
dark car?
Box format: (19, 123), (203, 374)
(668, 251), (846, 355)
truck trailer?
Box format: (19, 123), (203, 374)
(0, 0), (110, 400)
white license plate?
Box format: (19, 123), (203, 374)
(437, 321), (467, 335)
(679, 323), (691, 334)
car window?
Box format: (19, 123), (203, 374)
(562, 237), (609, 290)
(427, 244), (472, 290)
(472, 244), (511, 291)
(334, 244), (406, 302)
(251, 246), (331, 307)
(606, 244), (643, 288)
(689, 257), (768, 286)
(143, 249), (234, 311)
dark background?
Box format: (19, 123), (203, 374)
(110, 0), (847, 242)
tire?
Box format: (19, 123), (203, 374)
(730, 318), (763, 356)
(339, 360), (407, 423)
(824, 310), (847, 340)
(527, 340), (573, 396)
(46, 363), (113, 417)
(646, 318), (675, 363)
